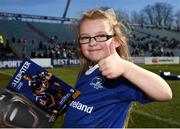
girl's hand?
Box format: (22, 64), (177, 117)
(98, 42), (127, 79)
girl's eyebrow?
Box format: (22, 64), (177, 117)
(79, 33), (90, 37)
(79, 33), (89, 35)
(95, 31), (108, 35)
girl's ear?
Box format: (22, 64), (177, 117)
(113, 39), (120, 48)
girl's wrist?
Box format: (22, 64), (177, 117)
(121, 60), (133, 78)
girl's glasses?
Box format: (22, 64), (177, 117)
(79, 34), (115, 44)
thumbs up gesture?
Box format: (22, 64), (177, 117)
(98, 42), (127, 79)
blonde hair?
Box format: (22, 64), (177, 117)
(76, 9), (133, 128)
(77, 9), (131, 78)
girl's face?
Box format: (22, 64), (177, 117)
(79, 19), (117, 63)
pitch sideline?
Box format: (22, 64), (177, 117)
(133, 109), (180, 126)
(0, 71), (13, 76)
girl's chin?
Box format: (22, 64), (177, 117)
(89, 57), (103, 63)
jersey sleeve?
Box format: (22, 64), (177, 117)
(115, 77), (152, 104)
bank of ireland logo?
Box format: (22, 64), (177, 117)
(90, 76), (105, 89)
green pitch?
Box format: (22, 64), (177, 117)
(0, 64), (179, 127)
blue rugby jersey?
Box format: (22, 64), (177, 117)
(63, 65), (151, 128)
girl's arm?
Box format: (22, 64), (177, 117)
(98, 43), (172, 101)
(121, 60), (172, 101)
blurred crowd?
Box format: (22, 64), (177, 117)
(129, 36), (179, 57)
(0, 33), (179, 59)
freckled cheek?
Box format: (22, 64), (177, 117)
(80, 45), (88, 54)
(80, 44), (86, 50)
(102, 42), (111, 54)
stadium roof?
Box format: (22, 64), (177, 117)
(0, 0), (179, 18)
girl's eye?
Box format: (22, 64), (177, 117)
(96, 35), (106, 38)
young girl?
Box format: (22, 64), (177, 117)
(63, 8), (172, 128)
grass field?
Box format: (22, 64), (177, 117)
(0, 64), (180, 127)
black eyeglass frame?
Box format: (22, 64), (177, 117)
(78, 34), (116, 44)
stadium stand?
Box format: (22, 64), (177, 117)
(0, 14), (179, 59)
(0, 18), (77, 59)
(129, 25), (180, 57)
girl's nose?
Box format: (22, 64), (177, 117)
(89, 38), (97, 46)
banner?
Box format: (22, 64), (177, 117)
(52, 59), (80, 66)
(0, 59), (22, 69)
(131, 57), (145, 64)
(0, 57), (179, 69)
(145, 57), (179, 64)
(31, 58), (53, 68)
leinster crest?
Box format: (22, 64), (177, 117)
(90, 76), (105, 89)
